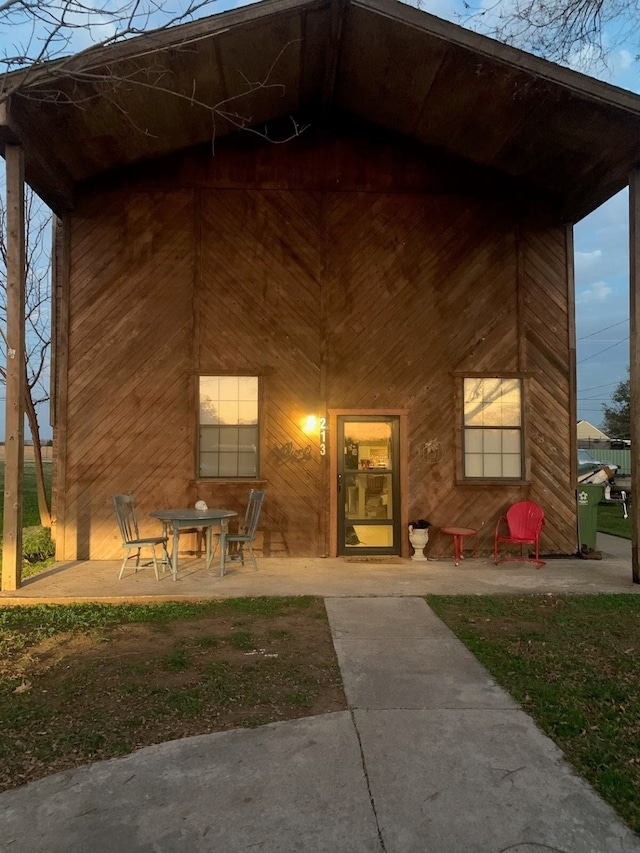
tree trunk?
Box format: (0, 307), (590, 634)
(24, 383), (51, 528)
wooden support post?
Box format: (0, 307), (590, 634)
(566, 225), (578, 544)
(2, 145), (25, 591)
(629, 170), (640, 583)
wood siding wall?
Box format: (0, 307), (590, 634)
(55, 128), (577, 560)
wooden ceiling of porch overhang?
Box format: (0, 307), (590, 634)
(2, 0), (640, 220)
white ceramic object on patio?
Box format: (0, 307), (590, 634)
(408, 527), (429, 561)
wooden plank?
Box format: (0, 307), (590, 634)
(566, 226), (578, 494)
(2, 145), (25, 589)
(51, 216), (70, 554)
(322, 0), (347, 114)
(630, 169), (640, 583)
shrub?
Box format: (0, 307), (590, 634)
(22, 526), (55, 563)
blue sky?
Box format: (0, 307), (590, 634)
(1, 0), (637, 438)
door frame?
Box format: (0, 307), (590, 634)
(328, 409), (409, 558)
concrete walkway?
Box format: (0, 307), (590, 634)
(1, 596), (639, 852)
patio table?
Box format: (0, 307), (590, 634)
(438, 526), (479, 566)
(149, 508), (238, 580)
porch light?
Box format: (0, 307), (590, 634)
(303, 415), (318, 434)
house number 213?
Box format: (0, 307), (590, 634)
(320, 417), (327, 456)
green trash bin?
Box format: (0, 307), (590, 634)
(577, 484), (604, 551)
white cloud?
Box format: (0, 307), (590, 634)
(575, 249), (602, 272)
(576, 281), (612, 304)
(613, 49), (634, 71)
(575, 190), (629, 284)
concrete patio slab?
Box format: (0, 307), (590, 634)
(0, 534), (636, 603)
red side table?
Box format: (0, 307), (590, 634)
(439, 526), (479, 566)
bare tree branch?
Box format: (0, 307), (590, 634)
(458, 0), (638, 69)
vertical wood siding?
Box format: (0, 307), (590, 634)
(57, 130), (576, 559)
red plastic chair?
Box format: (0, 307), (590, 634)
(494, 501), (546, 569)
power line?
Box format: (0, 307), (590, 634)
(577, 382), (621, 392)
(578, 319), (628, 341)
(577, 337), (629, 364)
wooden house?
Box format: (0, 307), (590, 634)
(4, 0), (640, 582)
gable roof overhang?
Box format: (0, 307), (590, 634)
(2, 0), (640, 220)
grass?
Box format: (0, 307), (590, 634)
(0, 460), (53, 530)
(428, 594), (640, 836)
(0, 460), (55, 577)
(598, 502), (632, 539)
(0, 597), (345, 792)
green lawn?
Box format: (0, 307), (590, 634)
(597, 502), (632, 539)
(0, 460), (53, 530)
(428, 594), (640, 836)
(0, 460), (54, 575)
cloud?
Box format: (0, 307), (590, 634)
(575, 189), (629, 283)
(576, 281), (612, 304)
(613, 49), (634, 71)
(575, 249), (602, 273)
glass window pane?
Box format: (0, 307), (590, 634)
(219, 426), (239, 450)
(342, 421), (393, 474)
(199, 426), (220, 452)
(200, 376), (219, 402)
(217, 401), (239, 425)
(463, 379), (485, 425)
(483, 429), (502, 453)
(347, 524), (394, 548)
(218, 376), (239, 400)
(465, 454), (484, 477)
(238, 401), (258, 424)
(238, 376), (258, 401)
(502, 429), (521, 453)
(484, 454), (503, 477)
(483, 403), (503, 427)
(199, 378), (220, 424)
(503, 454), (522, 478)
(238, 452), (257, 477)
(218, 454), (238, 477)
(464, 430), (483, 453)
(496, 380), (520, 427)
(199, 453), (219, 478)
(239, 426), (258, 451)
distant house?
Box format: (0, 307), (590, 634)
(5, 0), (640, 569)
(577, 421), (610, 445)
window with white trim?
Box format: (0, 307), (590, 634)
(463, 377), (523, 479)
(199, 376), (259, 478)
